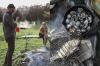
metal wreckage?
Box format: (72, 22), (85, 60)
(50, 0), (100, 66)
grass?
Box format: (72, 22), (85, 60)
(0, 23), (43, 66)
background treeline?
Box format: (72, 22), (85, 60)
(0, 3), (50, 22)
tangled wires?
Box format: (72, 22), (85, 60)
(63, 7), (93, 36)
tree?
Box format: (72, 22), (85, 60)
(0, 8), (3, 22)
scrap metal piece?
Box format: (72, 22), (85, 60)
(50, 39), (80, 62)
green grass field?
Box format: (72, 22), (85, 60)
(0, 23), (43, 66)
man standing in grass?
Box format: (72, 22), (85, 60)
(3, 4), (17, 66)
(39, 22), (48, 47)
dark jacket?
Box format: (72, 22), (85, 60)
(3, 12), (17, 41)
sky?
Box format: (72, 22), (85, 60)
(0, 0), (50, 8)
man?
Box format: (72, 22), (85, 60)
(3, 4), (17, 66)
(39, 22), (48, 47)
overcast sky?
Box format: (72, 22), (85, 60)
(0, 0), (50, 8)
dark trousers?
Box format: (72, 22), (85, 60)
(39, 33), (47, 46)
(43, 36), (47, 46)
(3, 37), (15, 66)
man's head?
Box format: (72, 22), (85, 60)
(42, 22), (46, 26)
(7, 4), (15, 14)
